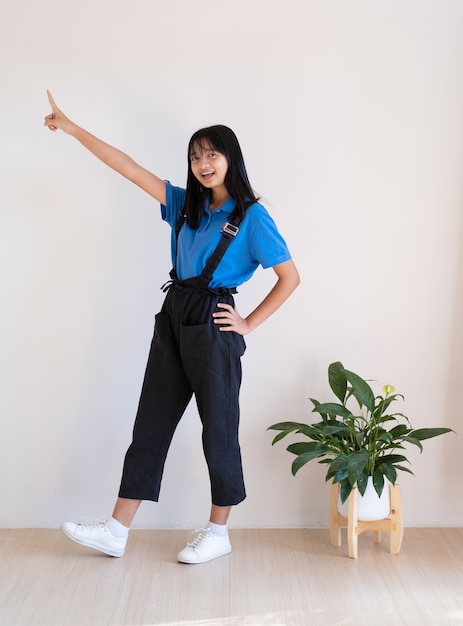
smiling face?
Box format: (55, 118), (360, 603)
(189, 141), (229, 193)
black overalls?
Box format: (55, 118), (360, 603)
(118, 220), (247, 506)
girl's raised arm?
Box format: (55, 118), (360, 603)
(44, 91), (166, 205)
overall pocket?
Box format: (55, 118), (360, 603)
(180, 321), (246, 361)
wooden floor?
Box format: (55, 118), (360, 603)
(1, 528), (462, 626)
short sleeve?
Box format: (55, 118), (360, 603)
(246, 204), (292, 269)
(161, 182), (186, 228)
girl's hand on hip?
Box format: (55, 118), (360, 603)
(213, 303), (250, 335)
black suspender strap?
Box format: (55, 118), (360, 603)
(163, 214), (241, 292)
(197, 221), (240, 288)
(167, 212), (187, 281)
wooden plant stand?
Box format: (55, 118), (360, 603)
(329, 481), (404, 559)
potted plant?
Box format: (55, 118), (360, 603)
(268, 361), (454, 513)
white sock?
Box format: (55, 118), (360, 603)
(207, 521), (228, 537)
(107, 516), (129, 538)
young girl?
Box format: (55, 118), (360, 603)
(44, 91), (300, 564)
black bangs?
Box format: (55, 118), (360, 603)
(183, 125), (259, 229)
(188, 126), (231, 158)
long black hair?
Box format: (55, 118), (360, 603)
(183, 125), (259, 228)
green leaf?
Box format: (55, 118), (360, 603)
(388, 424), (411, 437)
(326, 466), (349, 484)
(328, 454), (350, 473)
(328, 361), (347, 403)
(267, 421), (310, 432)
(339, 478), (354, 504)
(377, 453), (408, 465)
(291, 450), (327, 475)
(356, 470), (369, 496)
(309, 398), (328, 420)
(343, 369), (375, 412)
(376, 415), (398, 425)
(347, 450), (369, 486)
(379, 462), (397, 485)
(373, 394), (404, 417)
(312, 403), (353, 418)
(401, 436), (423, 453)
(271, 431), (290, 445)
(372, 470), (385, 497)
(377, 432), (394, 444)
(287, 442), (329, 456)
(321, 424), (351, 437)
(394, 464), (414, 475)
(354, 430), (367, 444)
(409, 427), (455, 441)
(267, 422), (323, 442)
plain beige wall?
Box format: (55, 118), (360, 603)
(1, 0), (462, 528)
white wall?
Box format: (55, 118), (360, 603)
(1, 0), (462, 529)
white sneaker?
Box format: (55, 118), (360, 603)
(177, 528), (232, 564)
(61, 520), (127, 557)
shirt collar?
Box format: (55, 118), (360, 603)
(205, 196), (236, 216)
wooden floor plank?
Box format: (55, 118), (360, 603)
(0, 528), (462, 625)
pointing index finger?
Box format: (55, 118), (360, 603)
(47, 89), (58, 111)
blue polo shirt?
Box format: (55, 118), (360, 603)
(161, 182), (291, 289)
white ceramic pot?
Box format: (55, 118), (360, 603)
(338, 476), (391, 521)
